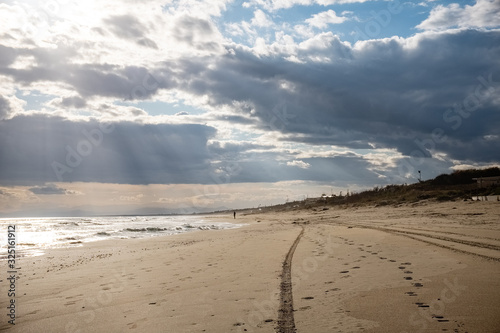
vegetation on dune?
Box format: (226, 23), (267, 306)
(335, 167), (500, 207)
(252, 167), (500, 213)
(431, 167), (500, 186)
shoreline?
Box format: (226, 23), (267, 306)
(0, 214), (244, 261)
(1, 201), (499, 332)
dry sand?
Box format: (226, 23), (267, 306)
(1, 200), (499, 332)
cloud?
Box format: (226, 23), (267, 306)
(251, 9), (273, 27)
(0, 59), (169, 101)
(0, 112), (444, 187)
(208, 140), (275, 158)
(417, 0), (500, 31)
(56, 96), (87, 109)
(119, 193), (144, 202)
(0, 1), (498, 190)
(0, 95), (11, 120)
(1, 19), (498, 174)
(104, 14), (158, 49)
(186, 29), (500, 166)
(29, 183), (68, 195)
(287, 160), (311, 169)
(0, 114), (217, 185)
(0, 45), (18, 67)
(172, 15), (224, 52)
(305, 10), (348, 29)
(96, 103), (148, 118)
(243, 0), (375, 11)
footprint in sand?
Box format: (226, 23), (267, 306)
(398, 266), (406, 269)
(404, 271), (413, 274)
(404, 276), (413, 280)
(416, 302), (429, 308)
(326, 288), (340, 293)
(436, 318), (449, 322)
(340, 270), (349, 273)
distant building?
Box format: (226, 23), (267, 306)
(472, 176), (500, 188)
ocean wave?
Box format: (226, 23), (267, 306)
(0, 216), (241, 258)
(58, 222), (79, 226)
(64, 237), (81, 241)
(124, 227), (170, 232)
(197, 225), (213, 230)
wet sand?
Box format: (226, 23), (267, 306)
(1, 200), (499, 332)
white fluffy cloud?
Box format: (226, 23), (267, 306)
(251, 9), (274, 27)
(305, 9), (348, 28)
(287, 160), (311, 169)
(417, 0), (500, 30)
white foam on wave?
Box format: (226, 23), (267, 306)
(0, 216), (242, 257)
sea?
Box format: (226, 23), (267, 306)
(0, 215), (241, 258)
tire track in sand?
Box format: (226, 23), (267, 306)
(276, 226), (304, 333)
(338, 222), (500, 262)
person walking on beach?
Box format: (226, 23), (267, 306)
(233, 211), (236, 219)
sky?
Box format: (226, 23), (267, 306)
(0, 0), (499, 216)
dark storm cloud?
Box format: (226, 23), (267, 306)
(59, 96), (87, 108)
(104, 14), (158, 49)
(0, 60), (172, 100)
(0, 45), (18, 67)
(0, 114), (216, 185)
(172, 15), (221, 51)
(29, 183), (68, 195)
(198, 29), (500, 163)
(0, 95), (11, 120)
(0, 113), (403, 186)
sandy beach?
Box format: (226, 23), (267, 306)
(1, 200), (500, 333)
